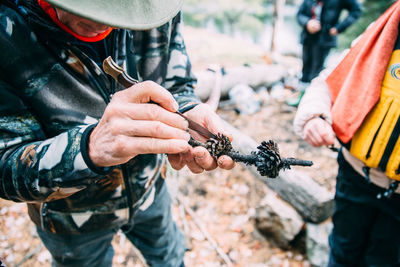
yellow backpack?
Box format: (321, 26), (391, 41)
(349, 50), (400, 181)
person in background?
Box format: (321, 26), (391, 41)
(286, 0), (361, 107)
(0, 0), (235, 266)
(294, 1), (400, 265)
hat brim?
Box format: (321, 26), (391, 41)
(44, 0), (183, 30)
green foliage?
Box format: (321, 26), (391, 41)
(182, 0), (270, 40)
(339, 0), (396, 49)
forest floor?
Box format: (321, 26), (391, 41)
(0, 26), (339, 267)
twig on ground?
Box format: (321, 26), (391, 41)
(177, 195), (234, 266)
(14, 244), (43, 267)
(179, 202), (193, 250)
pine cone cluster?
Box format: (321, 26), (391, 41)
(254, 140), (282, 178)
(206, 133), (233, 158)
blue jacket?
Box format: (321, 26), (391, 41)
(297, 0), (362, 47)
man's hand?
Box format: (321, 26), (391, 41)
(88, 81), (191, 167)
(306, 19), (321, 34)
(303, 117), (335, 147)
(329, 27), (338, 36)
(167, 104), (235, 173)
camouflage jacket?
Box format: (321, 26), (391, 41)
(0, 1), (199, 234)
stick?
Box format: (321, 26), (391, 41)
(14, 244), (43, 267)
(179, 202), (193, 250)
(177, 195), (234, 266)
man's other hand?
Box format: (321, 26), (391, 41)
(167, 104), (235, 173)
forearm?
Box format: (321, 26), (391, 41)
(293, 69), (333, 138)
(296, 3), (311, 27)
(0, 124), (106, 202)
(336, 1), (362, 32)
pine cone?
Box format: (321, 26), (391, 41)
(206, 133), (233, 158)
(255, 140), (282, 178)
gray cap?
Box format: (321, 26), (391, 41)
(45, 0), (183, 30)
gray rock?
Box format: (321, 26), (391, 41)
(254, 191), (304, 249)
(306, 221), (333, 267)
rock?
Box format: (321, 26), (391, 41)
(306, 220), (333, 267)
(254, 192), (304, 249)
(228, 84), (261, 115)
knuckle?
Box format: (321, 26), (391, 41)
(111, 91), (123, 101)
(151, 121), (163, 136)
(110, 137), (125, 155)
(148, 138), (157, 152)
(142, 80), (157, 90)
(147, 105), (160, 121)
(105, 104), (120, 117)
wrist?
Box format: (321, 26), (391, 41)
(81, 124), (114, 175)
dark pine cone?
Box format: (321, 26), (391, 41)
(206, 133), (233, 158)
(255, 140), (282, 178)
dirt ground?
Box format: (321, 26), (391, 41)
(0, 26), (339, 267)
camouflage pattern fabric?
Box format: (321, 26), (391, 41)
(0, 3), (199, 234)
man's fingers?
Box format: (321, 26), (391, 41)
(167, 154), (185, 170)
(121, 137), (191, 155)
(111, 103), (189, 130)
(113, 119), (190, 141)
(112, 81), (179, 112)
(193, 146), (217, 171)
(217, 155), (235, 170)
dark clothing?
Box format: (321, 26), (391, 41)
(37, 178), (185, 267)
(328, 151), (400, 266)
(297, 0), (361, 82)
(0, 0), (198, 234)
(297, 0), (362, 47)
(0, 0), (196, 265)
(301, 38), (332, 83)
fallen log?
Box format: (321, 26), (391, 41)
(204, 65), (222, 111)
(222, 120), (334, 223)
(194, 64), (287, 101)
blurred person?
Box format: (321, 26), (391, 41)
(287, 0), (361, 107)
(294, 1), (400, 266)
(0, 0), (235, 266)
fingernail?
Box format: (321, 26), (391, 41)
(218, 158), (224, 165)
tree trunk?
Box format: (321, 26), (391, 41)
(270, 0), (286, 52)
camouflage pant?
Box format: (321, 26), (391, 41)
(37, 179), (185, 267)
